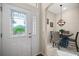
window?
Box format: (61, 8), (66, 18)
(11, 10), (26, 35)
(32, 16), (36, 35)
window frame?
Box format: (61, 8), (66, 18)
(10, 9), (28, 37)
(32, 15), (37, 35)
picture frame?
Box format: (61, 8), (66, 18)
(50, 22), (53, 27)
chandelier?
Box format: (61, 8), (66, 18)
(57, 5), (65, 27)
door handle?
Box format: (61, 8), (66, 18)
(29, 33), (31, 35)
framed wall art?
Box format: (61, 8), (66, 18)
(50, 22), (53, 27)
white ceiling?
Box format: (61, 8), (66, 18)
(28, 3), (37, 7)
(48, 3), (79, 14)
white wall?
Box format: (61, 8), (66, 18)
(40, 3), (50, 55)
(47, 11), (56, 44)
(55, 7), (79, 46)
(55, 7), (79, 39)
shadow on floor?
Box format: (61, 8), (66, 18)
(36, 54), (44, 56)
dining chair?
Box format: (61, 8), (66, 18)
(69, 32), (79, 52)
(52, 32), (60, 48)
(50, 31), (54, 43)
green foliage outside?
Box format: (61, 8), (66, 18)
(13, 25), (25, 34)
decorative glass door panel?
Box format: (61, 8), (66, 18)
(11, 10), (27, 35)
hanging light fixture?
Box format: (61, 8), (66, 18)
(57, 5), (65, 27)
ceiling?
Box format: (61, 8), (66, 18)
(28, 3), (37, 7)
(48, 3), (79, 14)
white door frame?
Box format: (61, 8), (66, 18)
(0, 4), (2, 56)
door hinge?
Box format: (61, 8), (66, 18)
(1, 33), (2, 38)
(1, 7), (2, 11)
(0, 6), (2, 11)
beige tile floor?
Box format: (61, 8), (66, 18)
(46, 44), (79, 56)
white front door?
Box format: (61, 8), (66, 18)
(2, 4), (39, 56)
